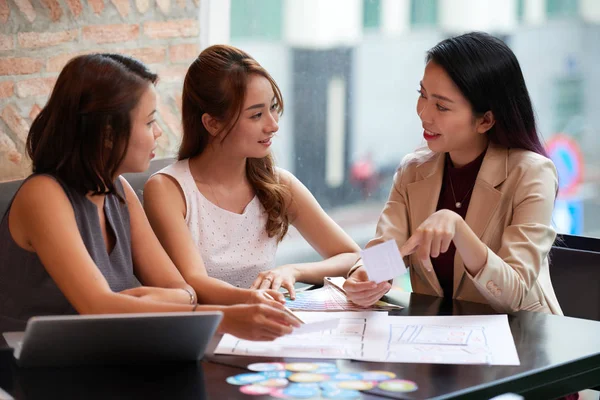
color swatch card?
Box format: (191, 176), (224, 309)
(360, 240), (407, 283)
(284, 279), (401, 312)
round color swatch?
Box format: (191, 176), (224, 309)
(248, 362), (286, 372)
(226, 373), (267, 386)
(315, 365), (339, 374)
(261, 370), (292, 379)
(269, 388), (291, 399)
(360, 370), (397, 381)
(314, 362), (338, 369)
(320, 381), (341, 391)
(239, 384), (273, 395)
(288, 372), (330, 383)
(281, 385), (320, 398)
(378, 379), (418, 393)
(336, 380), (375, 391)
(284, 362), (319, 372)
(257, 378), (289, 388)
(288, 383), (321, 389)
(270, 388), (291, 399)
(330, 373), (363, 381)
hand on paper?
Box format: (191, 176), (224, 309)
(250, 265), (299, 300)
(400, 209), (461, 271)
(343, 267), (391, 307)
(219, 303), (302, 341)
(120, 286), (192, 305)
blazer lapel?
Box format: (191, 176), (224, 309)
(407, 152), (444, 296)
(453, 143), (508, 295)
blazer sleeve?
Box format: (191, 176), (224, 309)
(467, 157), (558, 313)
(351, 160), (412, 273)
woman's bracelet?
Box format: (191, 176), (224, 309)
(347, 263), (363, 278)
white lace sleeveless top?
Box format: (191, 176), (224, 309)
(155, 159), (278, 288)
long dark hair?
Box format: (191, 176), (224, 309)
(427, 32), (547, 157)
(26, 53), (158, 196)
(180, 44), (290, 242)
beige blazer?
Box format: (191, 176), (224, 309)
(365, 142), (563, 315)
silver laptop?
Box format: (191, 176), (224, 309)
(2, 311), (222, 367)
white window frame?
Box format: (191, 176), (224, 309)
(199, 0), (231, 49)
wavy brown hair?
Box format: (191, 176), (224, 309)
(180, 45), (290, 241)
(27, 53), (157, 197)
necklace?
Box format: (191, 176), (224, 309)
(190, 159), (221, 208)
(448, 175), (475, 209)
(192, 175), (221, 208)
(206, 181), (221, 208)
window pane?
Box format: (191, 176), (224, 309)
(363, 0), (381, 30)
(230, 0), (283, 41)
(411, 0), (438, 27)
(547, 0), (579, 19)
(225, 0), (600, 258)
(516, 0), (525, 22)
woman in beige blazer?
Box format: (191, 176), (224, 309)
(344, 32), (563, 315)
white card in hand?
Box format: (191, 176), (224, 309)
(360, 240), (407, 283)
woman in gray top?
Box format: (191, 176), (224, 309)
(0, 54), (299, 341)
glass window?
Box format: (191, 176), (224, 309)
(221, 0), (600, 267)
(553, 75), (583, 133)
(546, 0), (579, 19)
(363, 0), (381, 30)
(410, 0), (438, 27)
(516, 0), (525, 22)
(230, 0), (282, 41)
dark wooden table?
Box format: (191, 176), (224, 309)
(1, 292), (599, 400)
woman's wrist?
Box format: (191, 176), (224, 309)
(226, 287), (258, 305)
(453, 217), (488, 275)
(347, 263), (363, 278)
(288, 264), (302, 282)
(453, 213), (467, 243)
(273, 264), (302, 282)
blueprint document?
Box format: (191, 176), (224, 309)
(215, 312), (520, 366)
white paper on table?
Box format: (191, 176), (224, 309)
(292, 318), (340, 335)
(0, 386), (14, 400)
(364, 314), (521, 366)
(214, 312), (520, 366)
(360, 240), (407, 283)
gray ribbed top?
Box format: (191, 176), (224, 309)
(0, 175), (136, 324)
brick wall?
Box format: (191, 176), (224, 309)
(0, 0), (201, 182)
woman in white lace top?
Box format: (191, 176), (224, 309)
(143, 45), (361, 307)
